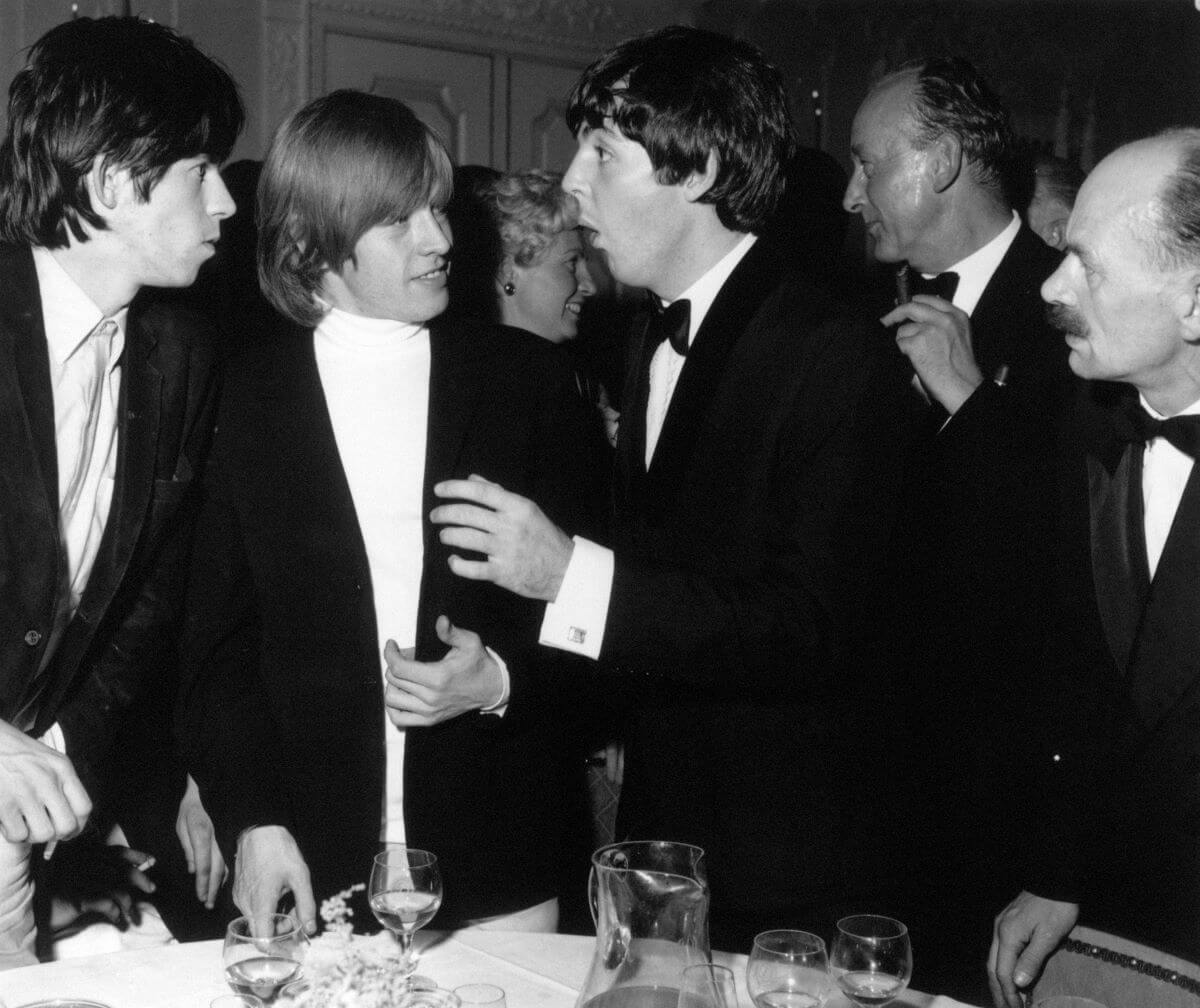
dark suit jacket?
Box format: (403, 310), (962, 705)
(179, 318), (604, 924)
(0, 243), (217, 795)
(1022, 382), (1200, 962)
(600, 237), (913, 950)
(884, 227), (1071, 992)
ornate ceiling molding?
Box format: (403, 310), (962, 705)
(310, 0), (662, 57)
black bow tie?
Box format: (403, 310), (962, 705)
(648, 298), (691, 357)
(1115, 402), (1200, 459)
(908, 269), (960, 302)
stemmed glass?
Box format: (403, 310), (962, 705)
(747, 930), (831, 1008)
(828, 915), (912, 1008)
(678, 963), (739, 1008)
(223, 913), (309, 1005)
(369, 846), (443, 990)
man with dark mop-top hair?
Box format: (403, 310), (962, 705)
(430, 24), (912, 950)
(0, 15), (241, 964)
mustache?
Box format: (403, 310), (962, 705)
(1048, 303), (1088, 339)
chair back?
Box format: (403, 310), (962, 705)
(1032, 925), (1200, 1008)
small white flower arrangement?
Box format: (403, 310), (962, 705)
(278, 884), (414, 1008)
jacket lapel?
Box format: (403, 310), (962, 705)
(1087, 442), (1149, 675)
(1123, 463), (1200, 739)
(0, 245), (57, 527)
(422, 321), (483, 522)
(76, 308), (162, 623)
(642, 240), (780, 523)
(968, 225), (1050, 377)
(614, 308), (655, 523)
(0, 246), (61, 719)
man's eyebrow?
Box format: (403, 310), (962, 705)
(1062, 241), (1090, 266)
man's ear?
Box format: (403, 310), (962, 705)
(682, 149), (720, 204)
(84, 154), (126, 217)
(928, 132), (963, 194)
(1178, 272), (1200, 344)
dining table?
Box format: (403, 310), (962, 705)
(0, 929), (980, 1008)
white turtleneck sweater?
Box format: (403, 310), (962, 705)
(314, 306), (430, 844)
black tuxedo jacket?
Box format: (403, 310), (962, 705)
(1023, 382), (1200, 961)
(0, 243), (217, 794)
(601, 238), (914, 949)
(884, 227), (1072, 991)
(179, 318), (603, 924)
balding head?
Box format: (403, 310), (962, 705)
(1042, 131), (1200, 413)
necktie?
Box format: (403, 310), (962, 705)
(908, 269), (960, 302)
(1116, 402), (1200, 459)
(648, 298), (691, 357)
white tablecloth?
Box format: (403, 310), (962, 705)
(0, 930), (975, 1008)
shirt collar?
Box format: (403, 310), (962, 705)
(936, 210), (1021, 317)
(317, 305), (429, 348)
(32, 246), (127, 371)
(1142, 393), (1200, 421)
(661, 233), (757, 349)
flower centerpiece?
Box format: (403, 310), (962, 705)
(278, 884), (416, 1008)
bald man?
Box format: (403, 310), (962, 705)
(991, 128), (1200, 1006)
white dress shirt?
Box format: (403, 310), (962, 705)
(541, 234), (757, 659)
(315, 307), (430, 844)
(937, 210), (1020, 319)
(32, 247), (126, 658)
(1140, 394), (1200, 579)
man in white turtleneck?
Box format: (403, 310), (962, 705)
(181, 90), (603, 939)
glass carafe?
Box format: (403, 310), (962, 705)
(577, 841), (711, 1008)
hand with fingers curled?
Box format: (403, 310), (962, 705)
(383, 616), (506, 728)
(430, 474), (574, 602)
(233, 825), (316, 939)
(0, 718), (91, 845)
(176, 773), (227, 910)
(988, 890), (1079, 1008)
(881, 294), (983, 416)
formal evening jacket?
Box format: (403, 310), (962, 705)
(179, 318), (603, 924)
(888, 228), (1072, 882)
(0, 243), (218, 794)
(1020, 381), (1200, 961)
(600, 236), (914, 947)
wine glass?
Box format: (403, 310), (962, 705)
(828, 915), (911, 1008)
(369, 846), (443, 990)
(748, 930), (831, 1008)
(223, 913), (308, 1006)
(678, 963), (739, 1008)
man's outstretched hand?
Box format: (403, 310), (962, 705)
(431, 475), (573, 602)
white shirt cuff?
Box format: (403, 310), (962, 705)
(480, 646), (509, 717)
(538, 536), (613, 660)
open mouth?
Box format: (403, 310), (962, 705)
(565, 302), (583, 316)
(416, 264), (447, 282)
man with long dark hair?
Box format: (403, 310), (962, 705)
(0, 15), (242, 964)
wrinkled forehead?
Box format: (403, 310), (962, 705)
(852, 77), (917, 149)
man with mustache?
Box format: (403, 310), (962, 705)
(991, 128), (1200, 1006)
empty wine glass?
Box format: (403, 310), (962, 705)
(678, 963), (738, 1008)
(828, 915), (911, 1008)
(370, 846), (443, 990)
(748, 930), (831, 1008)
(223, 913), (308, 1006)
